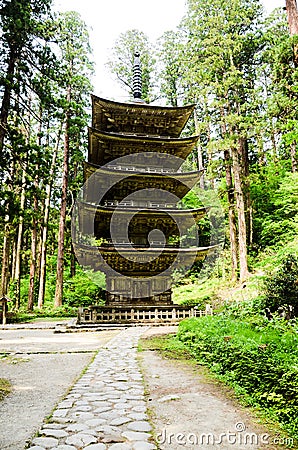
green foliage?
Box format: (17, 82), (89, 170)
(253, 171), (298, 247)
(106, 29), (155, 102)
(176, 315), (298, 440)
(7, 305), (77, 323)
(63, 270), (105, 307)
(263, 254), (298, 315)
(0, 378), (12, 401)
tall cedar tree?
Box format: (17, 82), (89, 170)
(179, 0), (264, 281)
(54, 11), (93, 308)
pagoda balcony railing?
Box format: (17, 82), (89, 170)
(103, 200), (176, 209)
(106, 164), (175, 174)
(102, 239), (180, 248)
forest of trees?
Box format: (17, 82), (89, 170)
(1, 0), (298, 315)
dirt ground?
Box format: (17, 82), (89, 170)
(0, 325), (292, 450)
(140, 328), (291, 450)
(0, 327), (118, 449)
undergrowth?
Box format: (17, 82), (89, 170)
(0, 378), (12, 401)
(175, 315), (298, 445)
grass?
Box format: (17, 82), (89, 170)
(140, 331), (295, 449)
(0, 378), (12, 401)
(139, 334), (192, 360)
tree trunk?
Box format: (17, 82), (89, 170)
(290, 142), (297, 172)
(1, 217), (11, 298)
(38, 131), (60, 308)
(285, 0), (298, 65)
(231, 142), (249, 282)
(27, 201), (38, 311)
(54, 86), (71, 308)
(240, 137), (253, 247)
(0, 52), (16, 155)
(70, 244), (76, 278)
(224, 150), (238, 281)
(14, 165), (27, 309)
(194, 109), (205, 189)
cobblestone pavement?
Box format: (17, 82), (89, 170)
(27, 327), (156, 450)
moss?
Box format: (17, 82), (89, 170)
(0, 378), (12, 401)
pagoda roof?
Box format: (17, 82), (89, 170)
(88, 128), (199, 168)
(73, 242), (213, 276)
(91, 95), (195, 137)
(78, 201), (206, 219)
(83, 161), (203, 201)
(77, 201), (207, 238)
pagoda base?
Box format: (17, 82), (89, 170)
(77, 304), (195, 325)
(105, 290), (173, 306)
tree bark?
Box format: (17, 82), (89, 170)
(54, 86), (71, 308)
(0, 52), (16, 155)
(1, 217), (11, 298)
(194, 109), (205, 189)
(224, 150), (238, 282)
(38, 131), (60, 308)
(27, 199), (38, 311)
(290, 142), (297, 172)
(14, 165), (27, 309)
(231, 142), (249, 282)
(285, 0), (298, 65)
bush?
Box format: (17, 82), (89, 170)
(176, 316), (298, 440)
(263, 254), (298, 316)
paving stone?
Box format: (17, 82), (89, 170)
(85, 418), (107, 427)
(128, 413), (147, 421)
(65, 423), (90, 432)
(122, 431), (151, 442)
(41, 429), (68, 438)
(32, 437), (59, 448)
(93, 406), (112, 413)
(133, 442), (156, 450)
(57, 401), (74, 408)
(127, 421), (152, 432)
(114, 402), (128, 409)
(71, 411), (94, 420)
(52, 446), (77, 450)
(110, 416), (132, 426)
(76, 400), (90, 405)
(101, 432), (126, 443)
(65, 433), (97, 446)
(131, 406), (147, 413)
(41, 423), (66, 430)
(52, 409), (69, 418)
(108, 444), (133, 450)
(28, 328), (151, 450)
(27, 447), (47, 450)
(84, 444), (107, 450)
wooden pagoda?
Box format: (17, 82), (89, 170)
(74, 94), (213, 324)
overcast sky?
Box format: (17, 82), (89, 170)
(54, 0), (285, 101)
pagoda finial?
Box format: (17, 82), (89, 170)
(133, 52), (142, 101)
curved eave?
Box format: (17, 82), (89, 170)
(84, 161), (203, 189)
(89, 128), (199, 144)
(73, 242), (214, 265)
(75, 242), (213, 255)
(77, 200), (207, 221)
(91, 95), (195, 137)
(88, 128), (199, 166)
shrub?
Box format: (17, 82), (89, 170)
(176, 316), (298, 440)
(263, 254), (298, 316)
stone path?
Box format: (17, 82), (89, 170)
(27, 327), (156, 450)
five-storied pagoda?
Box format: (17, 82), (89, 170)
(73, 53), (212, 324)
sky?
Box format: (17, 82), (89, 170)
(54, 0), (285, 101)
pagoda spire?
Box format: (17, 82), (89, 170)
(133, 52), (142, 101)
